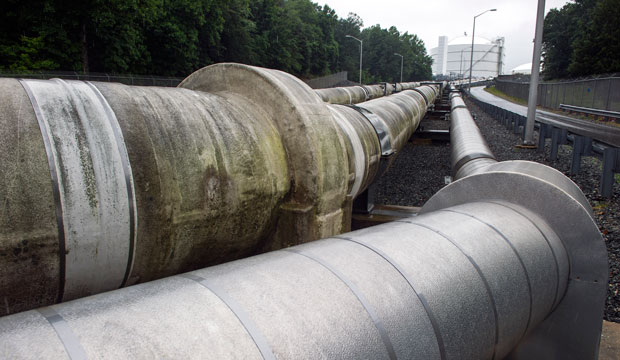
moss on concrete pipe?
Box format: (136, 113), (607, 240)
(0, 63), (436, 315)
(315, 82), (420, 105)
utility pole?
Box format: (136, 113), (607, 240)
(523, 0), (546, 146)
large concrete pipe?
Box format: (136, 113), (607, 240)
(0, 134), (606, 358)
(0, 63), (437, 315)
(315, 82), (420, 105)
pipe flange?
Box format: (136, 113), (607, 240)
(179, 63), (350, 244)
(421, 160), (607, 359)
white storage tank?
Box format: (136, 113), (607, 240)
(431, 36), (505, 78)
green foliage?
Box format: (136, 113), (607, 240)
(0, 0), (432, 81)
(542, 0), (620, 80)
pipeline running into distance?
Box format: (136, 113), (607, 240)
(0, 85), (606, 359)
(0, 63), (437, 315)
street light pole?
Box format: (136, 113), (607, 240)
(468, 8), (496, 93)
(346, 35), (363, 84)
(394, 53), (403, 83)
(523, 0), (546, 146)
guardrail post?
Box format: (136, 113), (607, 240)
(601, 147), (618, 198)
(560, 128), (568, 145)
(537, 123), (549, 152)
(550, 127), (561, 161)
(570, 135), (585, 175)
(513, 115), (523, 134)
(584, 137), (593, 156)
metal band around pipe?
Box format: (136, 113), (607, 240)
(85, 82), (138, 288)
(412, 88), (429, 105)
(38, 307), (88, 360)
(398, 221), (500, 359)
(19, 78), (134, 301)
(439, 209), (534, 341)
(485, 200), (564, 309)
(333, 235), (447, 360)
(345, 105), (393, 156)
(180, 273), (276, 360)
(453, 153), (496, 175)
(19, 79), (67, 303)
(284, 248), (397, 360)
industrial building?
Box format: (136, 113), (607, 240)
(430, 35), (505, 79)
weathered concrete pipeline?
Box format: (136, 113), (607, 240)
(0, 63), (437, 315)
(0, 89), (606, 359)
(314, 82), (420, 105)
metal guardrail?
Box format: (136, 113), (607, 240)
(559, 103), (620, 121)
(465, 92), (620, 198)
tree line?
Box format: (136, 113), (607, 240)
(542, 0), (620, 80)
(0, 0), (432, 82)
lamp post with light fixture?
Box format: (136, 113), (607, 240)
(346, 35), (363, 84)
(394, 53), (403, 83)
(468, 8), (497, 92)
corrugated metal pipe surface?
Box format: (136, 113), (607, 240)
(0, 63), (437, 315)
(0, 85), (607, 359)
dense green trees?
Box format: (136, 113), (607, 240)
(0, 0), (432, 82)
(542, 0), (620, 80)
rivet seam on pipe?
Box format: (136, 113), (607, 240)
(398, 221), (500, 360)
(85, 82), (137, 288)
(38, 307), (88, 360)
(333, 235), (447, 360)
(484, 200), (566, 309)
(19, 79), (67, 303)
(180, 273), (276, 360)
(283, 248), (397, 360)
(439, 209), (535, 340)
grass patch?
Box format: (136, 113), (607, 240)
(484, 86), (528, 106)
(615, 173), (620, 183)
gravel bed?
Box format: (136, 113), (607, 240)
(375, 120), (451, 206)
(375, 100), (620, 322)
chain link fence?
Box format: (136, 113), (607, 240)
(495, 76), (620, 112)
(0, 71), (183, 87)
(304, 71), (350, 89)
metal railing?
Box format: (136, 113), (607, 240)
(559, 104), (620, 121)
(466, 91), (620, 198)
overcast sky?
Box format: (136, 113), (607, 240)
(322, 0), (571, 72)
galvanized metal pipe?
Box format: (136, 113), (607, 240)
(0, 63), (436, 315)
(449, 90), (497, 179)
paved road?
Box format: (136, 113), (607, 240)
(470, 86), (620, 147)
